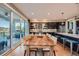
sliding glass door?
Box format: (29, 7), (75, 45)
(12, 13), (21, 46)
(25, 20), (29, 36)
(21, 19), (25, 38)
(0, 6), (10, 54)
(0, 4), (29, 55)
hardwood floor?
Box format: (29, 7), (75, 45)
(7, 42), (77, 56)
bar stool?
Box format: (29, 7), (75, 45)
(77, 44), (79, 54)
(61, 37), (66, 49)
(62, 38), (78, 55)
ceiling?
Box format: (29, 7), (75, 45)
(13, 3), (79, 22)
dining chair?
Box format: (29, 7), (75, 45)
(42, 47), (56, 56)
(51, 36), (57, 45)
(23, 36), (32, 56)
(29, 48), (38, 56)
(42, 48), (50, 56)
(50, 36), (57, 56)
(24, 45), (30, 56)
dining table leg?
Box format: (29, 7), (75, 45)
(26, 46), (30, 56)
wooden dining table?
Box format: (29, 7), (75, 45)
(24, 35), (55, 56)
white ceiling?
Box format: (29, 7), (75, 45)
(13, 3), (79, 22)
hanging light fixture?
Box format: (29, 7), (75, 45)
(61, 11), (64, 25)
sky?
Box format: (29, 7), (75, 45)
(0, 18), (9, 28)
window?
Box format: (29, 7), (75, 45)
(25, 20), (29, 36)
(0, 6), (11, 54)
(12, 13), (21, 46)
(0, 4), (29, 55)
(21, 19), (25, 38)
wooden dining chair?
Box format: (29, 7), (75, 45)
(53, 50), (56, 56)
(42, 48), (50, 56)
(23, 36), (32, 56)
(24, 50), (27, 56)
(51, 36), (57, 45)
(50, 36), (57, 55)
(42, 47), (56, 56)
(29, 48), (38, 56)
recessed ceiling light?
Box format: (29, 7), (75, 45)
(65, 18), (67, 19)
(48, 12), (50, 15)
(32, 12), (34, 15)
